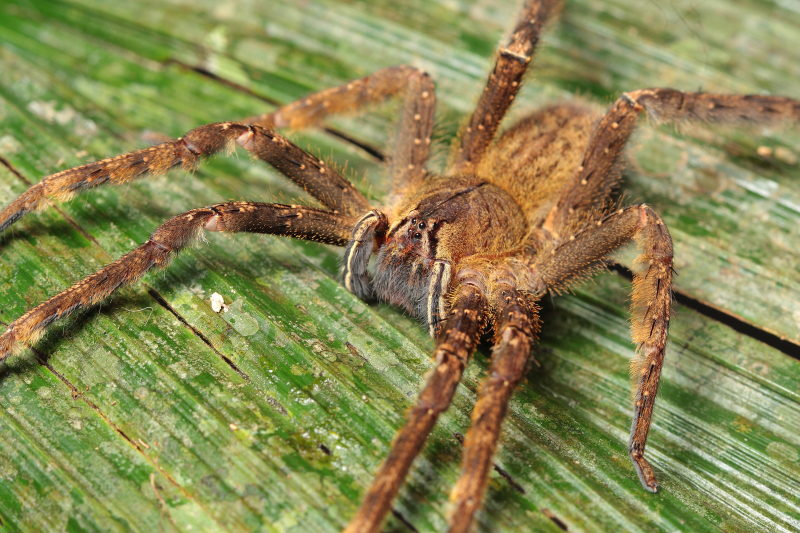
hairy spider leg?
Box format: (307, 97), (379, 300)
(544, 90), (800, 235)
(343, 282), (488, 533)
(0, 65), (437, 232)
(0, 120), (368, 230)
(448, 281), (539, 533)
(247, 65), (437, 204)
(386, 70), (437, 202)
(450, 0), (562, 174)
(0, 122), (249, 233)
(0, 202), (355, 360)
(234, 125), (369, 215)
(535, 204), (674, 491)
(536, 87), (800, 490)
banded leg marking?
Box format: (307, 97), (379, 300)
(451, 0), (562, 173)
(427, 259), (453, 337)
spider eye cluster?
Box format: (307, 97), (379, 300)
(409, 217), (433, 241)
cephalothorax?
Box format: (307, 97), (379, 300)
(1, 0), (799, 531)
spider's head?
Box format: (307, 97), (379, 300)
(372, 177), (528, 320)
(387, 211), (441, 261)
(384, 178), (528, 263)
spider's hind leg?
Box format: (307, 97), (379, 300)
(534, 204), (674, 492)
(543, 89), (800, 233)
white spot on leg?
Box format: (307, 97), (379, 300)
(203, 215), (222, 231)
(235, 130), (255, 150)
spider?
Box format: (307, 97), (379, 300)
(1, 0), (799, 531)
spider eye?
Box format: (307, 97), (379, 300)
(418, 221), (426, 229)
(413, 232), (422, 240)
(411, 217), (416, 225)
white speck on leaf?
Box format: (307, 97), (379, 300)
(210, 292), (229, 313)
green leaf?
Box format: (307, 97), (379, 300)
(0, 0), (798, 532)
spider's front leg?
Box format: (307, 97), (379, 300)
(447, 269), (541, 533)
(535, 204), (674, 491)
(343, 279), (488, 533)
(0, 121), (370, 234)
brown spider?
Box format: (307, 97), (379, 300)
(1, 0), (798, 531)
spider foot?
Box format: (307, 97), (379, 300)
(630, 451), (659, 493)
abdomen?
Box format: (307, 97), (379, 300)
(478, 103), (599, 229)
